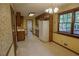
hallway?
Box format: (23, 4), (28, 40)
(17, 31), (77, 56)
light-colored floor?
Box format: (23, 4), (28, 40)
(17, 31), (77, 56)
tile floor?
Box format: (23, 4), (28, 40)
(17, 31), (77, 56)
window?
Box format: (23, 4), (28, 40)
(59, 13), (72, 33)
(74, 11), (79, 35)
(58, 7), (79, 37)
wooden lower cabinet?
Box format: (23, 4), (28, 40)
(17, 31), (25, 41)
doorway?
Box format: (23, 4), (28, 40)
(27, 20), (33, 37)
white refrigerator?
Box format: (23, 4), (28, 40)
(39, 20), (49, 42)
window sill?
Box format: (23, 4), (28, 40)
(55, 31), (79, 38)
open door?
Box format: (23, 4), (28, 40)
(27, 20), (33, 37)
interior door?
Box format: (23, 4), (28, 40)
(27, 20), (33, 37)
(27, 20), (32, 32)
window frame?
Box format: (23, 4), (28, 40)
(58, 7), (79, 38)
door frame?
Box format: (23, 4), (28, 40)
(10, 6), (17, 56)
(49, 14), (53, 42)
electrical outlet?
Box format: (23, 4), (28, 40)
(64, 43), (68, 46)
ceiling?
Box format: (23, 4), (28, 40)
(13, 3), (64, 17)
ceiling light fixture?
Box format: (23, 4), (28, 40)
(29, 12), (35, 16)
(45, 8), (53, 14)
(54, 7), (59, 13)
(45, 8), (49, 13)
(45, 7), (59, 14)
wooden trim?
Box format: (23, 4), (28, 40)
(6, 42), (13, 56)
(53, 41), (79, 55)
(55, 32), (79, 38)
(49, 14), (53, 42)
(57, 14), (60, 32)
(71, 12), (74, 34)
(58, 7), (79, 15)
(36, 13), (50, 20)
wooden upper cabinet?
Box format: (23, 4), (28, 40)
(36, 13), (50, 20)
(35, 13), (50, 26)
(20, 16), (24, 26)
(16, 12), (21, 26)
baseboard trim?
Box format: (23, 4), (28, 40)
(6, 42), (13, 56)
(53, 41), (79, 55)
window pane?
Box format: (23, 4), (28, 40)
(66, 23), (71, 32)
(59, 23), (66, 32)
(74, 11), (79, 35)
(60, 15), (64, 23)
(67, 13), (72, 22)
(62, 23), (66, 32)
(68, 13), (72, 18)
(75, 11), (79, 22)
(64, 14), (67, 22)
(74, 23), (79, 34)
(59, 13), (72, 33)
(59, 23), (63, 31)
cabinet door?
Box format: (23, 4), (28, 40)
(20, 16), (24, 26)
(17, 31), (25, 41)
(16, 12), (21, 26)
